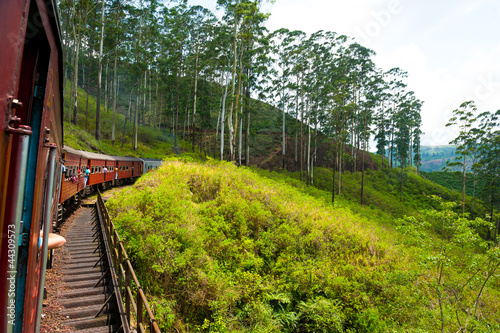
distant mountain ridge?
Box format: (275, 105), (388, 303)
(420, 145), (457, 172)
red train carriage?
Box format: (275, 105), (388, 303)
(76, 151), (116, 187)
(0, 0), (64, 331)
(112, 156), (142, 182)
(60, 146), (87, 204)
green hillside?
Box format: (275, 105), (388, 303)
(63, 80), (295, 165)
(106, 158), (500, 332)
(421, 171), (488, 199)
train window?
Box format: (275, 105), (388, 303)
(99, 166), (101, 173)
(91, 166), (95, 174)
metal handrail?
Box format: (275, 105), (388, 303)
(97, 191), (161, 333)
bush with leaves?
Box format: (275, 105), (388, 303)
(398, 196), (500, 332)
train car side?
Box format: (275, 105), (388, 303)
(0, 0), (64, 331)
(112, 156), (142, 182)
(60, 147), (87, 204)
(141, 158), (163, 173)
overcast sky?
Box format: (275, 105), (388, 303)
(187, 0), (500, 146)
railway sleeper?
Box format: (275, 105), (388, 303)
(54, 205), (126, 332)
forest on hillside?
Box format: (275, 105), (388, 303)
(59, 0), (424, 186)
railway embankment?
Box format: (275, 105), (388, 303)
(103, 158), (500, 332)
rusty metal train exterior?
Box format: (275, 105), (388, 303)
(0, 1), (161, 331)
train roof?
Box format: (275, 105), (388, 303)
(110, 155), (143, 162)
(64, 146), (156, 163)
(63, 146), (116, 161)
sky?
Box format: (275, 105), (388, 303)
(187, 0), (500, 146)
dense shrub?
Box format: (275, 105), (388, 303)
(107, 159), (500, 332)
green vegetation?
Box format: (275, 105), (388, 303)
(421, 171), (487, 199)
(107, 159), (500, 332)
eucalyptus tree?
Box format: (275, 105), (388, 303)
(237, 1), (271, 165)
(59, 0), (93, 125)
(215, 0), (271, 161)
(445, 101), (480, 216)
(342, 43), (376, 173)
(185, 6), (217, 152)
(359, 70), (384, 205)
(268, 29), (302, 169)
(309, 33), (349, 201)
(476, 110), (500, 238)
(374, 78), (391, 168)
(393, 92), (413, 201)
(384, 67), (408, 168)
(161, 2), (191, 147)
(411, 109), (423, 173)
(107, 0), (127, 145)
(95, 0), (107, 141)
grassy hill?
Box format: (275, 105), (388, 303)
(106, 158), (500, 332)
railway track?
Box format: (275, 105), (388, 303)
(43, 192), (161, 333)
(48, 205), (123, 332)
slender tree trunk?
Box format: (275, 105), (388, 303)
(104, 61), (109, 113)
(95, 0), (106, 141)
(85, 28), (94, 131)
(339, 141), (343, 195)
(238, 108), (243, 166)
(155, 75), (158, 129)
(215, 96), (222, 159)
(192, 46), (199, 152)
(232, 46), (245, 160)
(245, 78), (250, 167)
(294, 92), (299, 170)
(282, 89), (286, 170)
(148, 70), (151, 126)
(175, 47), (183, 147)
(121, 88), (134, 148)
(361, 113), (368, 206)
(70, 0), (88, 126)
(227, 0), (240, 161)
(134, 91), (138, 150)
(300, 81), (304, 181)
(306, 100), (311, 185)
(220, 74), (229, 160)
(400, 163), (404, 202)
(111, 0), (120, 145)
(462, 154), (466, 217)
(332, 149), (336, 204)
